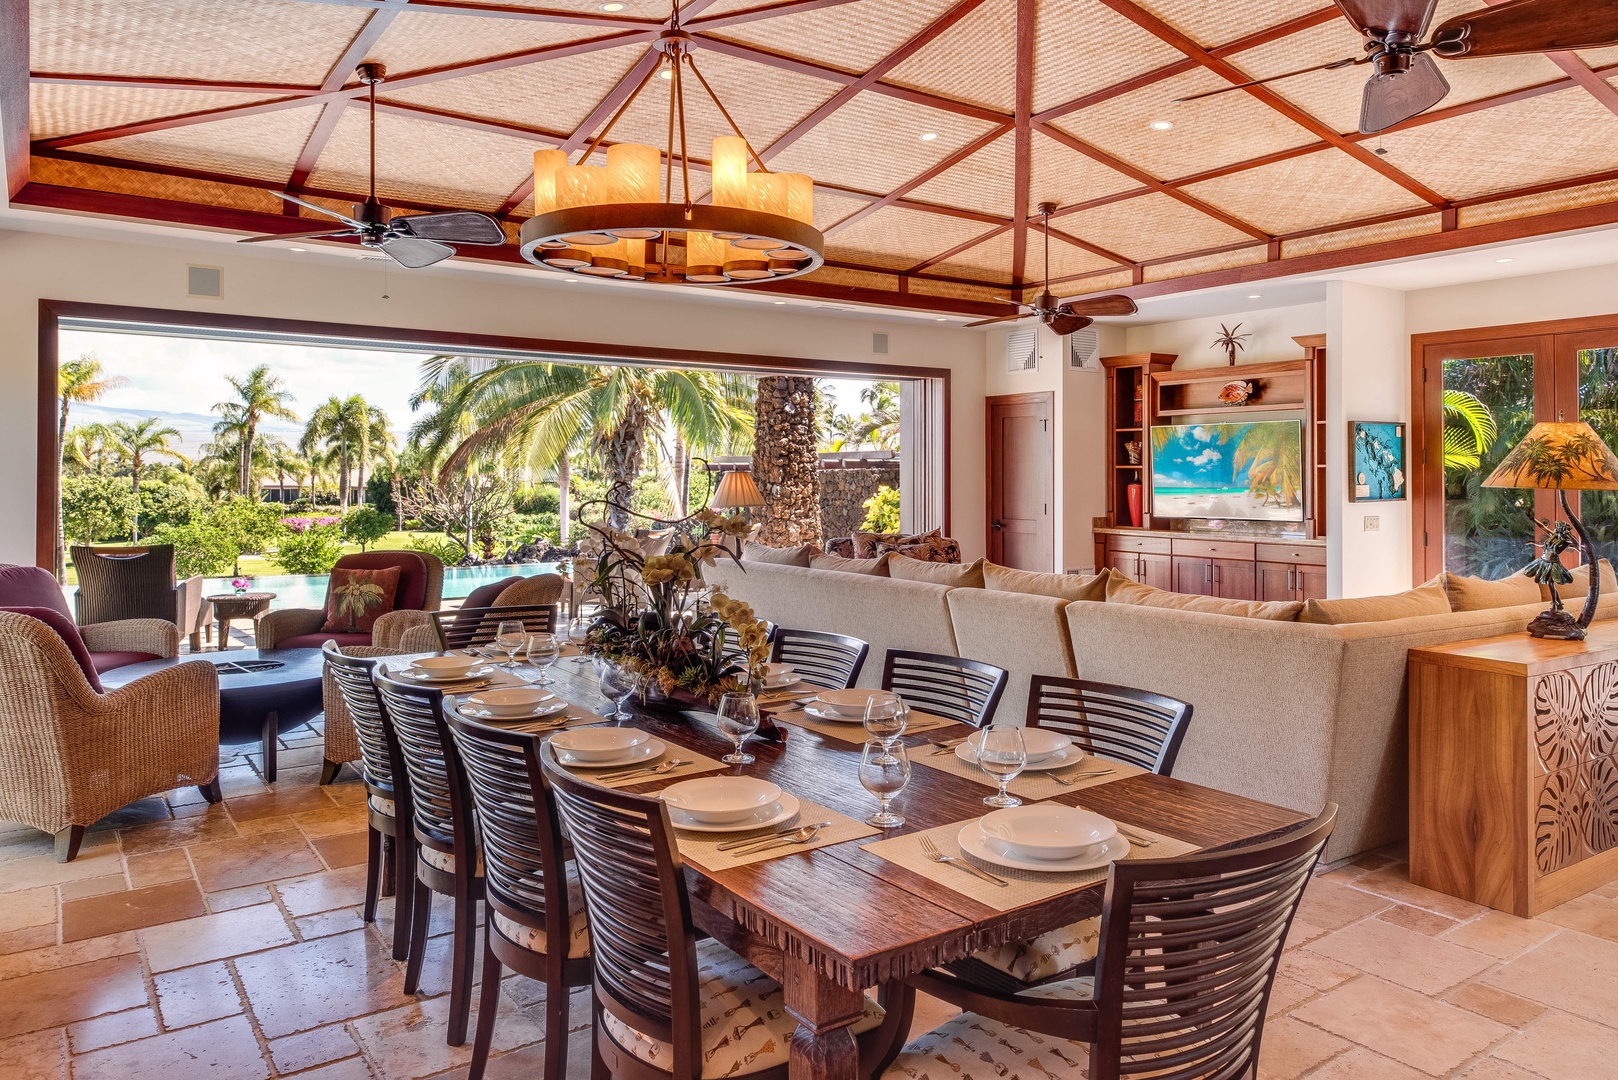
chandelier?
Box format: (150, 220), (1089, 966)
(518, 7), (824, 285)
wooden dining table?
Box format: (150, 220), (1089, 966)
(518, 659), (1309, 1080)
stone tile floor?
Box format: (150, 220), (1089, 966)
(2, 722), (1616, 1079)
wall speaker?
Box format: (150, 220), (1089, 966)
(187, 265), (223, 298)
(872, 332), (889, 354)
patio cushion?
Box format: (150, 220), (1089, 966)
(888, 555), (984, 588)
(458, 577), (522, 614)
(89, 650), (160, 674)
(2, 605), (102, 691)
(326, 552), (431, 612)
(489, 866), (591, 959)
(0, 565), (74, 619)
(967, 918), (1101, 984)
(276, 632), (372, 651)
(320, 565), (402, 634)
(881, 1010), (1090, 1079)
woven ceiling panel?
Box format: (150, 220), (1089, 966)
(1460, 179), (1618, 228)
(1053, 268), (1134, 296)
(307, 106), (538, 211)
(1375, 87), (1618, 200)
(368, 11), (612, 76)
(1052, 67), (1316, 180)
(885, 0), (1017, 113)
(1141, 243), (1266, 282)
(908, 131), (1016, 217)
(906, 276), (1003, 302)
(1029, 129), (1142, 208)
(475, 0), (668, 13)
(1032, 0), (1183, 114)
(1280, 212), (1441, 258)
(806, 264), (902, 292)
(813, 191), (876, 232)
(72, 105), (321, 184)
(1129, 0), (1327, 48)
(708, 0), (956, 76)
(30, 83), (275, 140)
(696, 0), (819, 16)
(826, 205), (999, 270)
(382, 45), (646, 140)
(768, 90), (1000, 194)
(31, 0), (370, 84)
(1045, 234), (1126, 277)
(930, 228), (1014, 277)
(1183, 148), (1429, 234)
(28, 154), (287, 214)
(1060, 191), (1251, 261)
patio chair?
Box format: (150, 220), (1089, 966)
(256, 550), (444, 651)
(0, 563), (179, 675)
(769, 627), (868, 689)
(71, 544), (206, 651)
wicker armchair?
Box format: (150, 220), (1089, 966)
(70, 545), (206, 650)
(256, 551), (445, 651)
(0, 611), (221, 860)
(0, 563), (178, 668)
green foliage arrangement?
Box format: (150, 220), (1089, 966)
(274, 524), (345, 575)
(407, 534), (469, 567)
(515, 484), (561, 514)
(342, 505), (394, 551)
(61, 475), (136, 547)
(860, 485), (901, 533)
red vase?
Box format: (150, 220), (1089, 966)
(1126, 483), (1143, 528)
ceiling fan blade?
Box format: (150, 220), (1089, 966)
(1062, 294), (1139, 317)
(1173, 56), (1366, 104)
(377, 235), (457, 269)
(1046, 312), (1095, 336)
(237, 228), (355, 245)
(964, 313), (1034, 328)
(1429, 0), (1618, 58)
(1334, 0), (1438, 37)
(392, 210), (507, 246)
(1360, 52), (1450, 132)
(991, 296), (1027, 306)
(274, 192), (366, 229)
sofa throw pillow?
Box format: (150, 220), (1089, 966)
(984, 562), (1108, 602)
(1299, 578), (1451, 625)
(742, 543), (819, 567)
(824, 537), (857, 558)
(854, 527), (962, 563)
(888, 555), (985, 588)
(1104, 572), (1304, 621)
(1549, 558), (1617, 602)
(1442, 569), (1542, 612)
(810, 552), (891, 576)
(321, 565), (403, 634)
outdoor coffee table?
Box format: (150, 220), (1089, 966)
(99, 647), (323, 782)
(205, 591), (275, 651)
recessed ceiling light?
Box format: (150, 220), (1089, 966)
(564, 277), (581, 283)
(658, 68), (673, 81)
(936, 317), (948, 321)
(919, 132), (939, 142)
(288, 246), (306, 252)
(1149, 120), (1175, 131)
(1496, 257), (1515, 263)
(599, 1), (625, 9)
(773, 300), (786, 305)
(1247, 293), (1262, 299)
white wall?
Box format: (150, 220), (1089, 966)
(1124, 302), (1329, 369)
(1407, 260), (1618, 336)
(0, 227), (989, 565)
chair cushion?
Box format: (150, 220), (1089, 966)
(458, 577), (523, 613)
(810, 552), (891, 576)
(89, 650), (161, 674)
(490, 867), (591, 959)
(968, 918), (1101, 984)
(1441, 568), (1541, 611)
(881, 1010), (1090, 1078)
(3, 605), (102, 691)
(368, 794), (396, 817)
(329, 551), (431, 612)
(0, 565), (74, 618)
(602, 937), (884, 1079)
(741, 543), (818, 567)
(321, 565), (403, 634)
(1106, 573), (1304, 621)
(275, 632), (372, 651)
(418, 845), (482, 875)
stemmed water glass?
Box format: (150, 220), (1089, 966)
(859, 739), (910, 828)
(977, 723), (1027, 808)
(525, 633), (560, 685)
(599, 661), (640, 722)
(568, 616), (593, 663)
(494, 620), (526, 667)
(715, 692), (761, 765)
(863, 694), (909, 765)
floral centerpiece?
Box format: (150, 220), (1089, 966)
(230, 576), (252, 596)
(575, 503), (770, 707)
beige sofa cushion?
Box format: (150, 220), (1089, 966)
(742, 543), (818, 567)
(809, 552), (890, 576)
(984, 562), (1108, 602)
(1301, 580), (1450, 625)
(946, 588), (1076, 725)
(890, 556), (985, 588)
(1105, 572), (1303, 621)
(1442, 570), (1540, 611)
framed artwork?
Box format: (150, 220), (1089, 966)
(1350, 421), (1407, 502)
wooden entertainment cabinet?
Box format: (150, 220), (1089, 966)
(1095, 340), (1327, 600)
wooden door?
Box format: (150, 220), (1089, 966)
(1139, 553), (1173, 591)
(986, 393), (1055, 571)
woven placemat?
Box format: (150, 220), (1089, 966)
(911, 745), (1146, 801)
(861, 818), (1198, 913)
(558, 745), (730, 789)
(675, 798), (879, 871)
(771, 706), (958, 744)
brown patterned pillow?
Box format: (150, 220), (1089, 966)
(851, 530), (901, 559)
(824, 537), (856, 558)
(867, 528), (961, 564)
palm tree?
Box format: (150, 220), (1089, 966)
(56, 355), (127, 576)
(302, 395), (387, 509)
(107, 418), (188, 540)
(213, 364), (298, 497)
(1442, 389), (1498, 471)
(852, 382), (900, 450)
(356, 406), (396, 506)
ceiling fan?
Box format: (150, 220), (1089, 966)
(1176, 0), (1618, 133)
(238, 62), (507, 268)
(966, 203), (1139, 334)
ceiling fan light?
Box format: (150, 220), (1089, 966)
(711, 136), (749, 209)
(532, 149), (567, 215)
(731, 236), (784, 250)
(606, 143), (660, 202)
(724, 260), (773, 279)
(610, 227), (662, 239)
(542, 250), (592, 268)
(562, 231), (617, 247)
(767, 246), (810, 261)
(768, 260), (798, 274)
(783, 173), (814, 225)
(685, 268), (728, 282)
(748, 172), (789, 218)
(579, 262), (629, 276)
(712, 231), (749, 240)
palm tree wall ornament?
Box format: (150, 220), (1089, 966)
(1212, 323), (1253, 366)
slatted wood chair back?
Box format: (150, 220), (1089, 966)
(880, 649), (1008, 729)
(540, 749), (702, 1079)
(1026, 675), (1194, 776)
(770, 627), (869, 690)
(1087, 807), (1336, 1080)
(431, 604), (559, 652)
(374, 669), (476, 870)
(322, 644), (405, 802)
(718, 620), (774, 672)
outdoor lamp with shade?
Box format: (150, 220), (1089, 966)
(1484, 420), (1618, 639)
(709, 470), (764, 513)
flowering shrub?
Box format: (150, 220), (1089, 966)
(281, 515), (341, 534)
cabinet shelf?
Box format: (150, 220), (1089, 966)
(1154, 402), (1306, 419)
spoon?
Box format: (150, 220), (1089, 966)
(716, 821), (831, 851)
(596, 758), (688, 782)
(727, 823), (826, 855)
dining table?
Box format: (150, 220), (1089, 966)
(459, 656), (1311, 1080)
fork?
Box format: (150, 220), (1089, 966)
(918, 835), (1007, 887)
(1049, 766), (1114, 787)
(929, 737), (970, 756)
(595, 759), (688, 782)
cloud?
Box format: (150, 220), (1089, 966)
(1189, 448), (1222, 467)
(1190, 426), (1217, 442)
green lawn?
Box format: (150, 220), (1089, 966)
(63, 530), (452, 584)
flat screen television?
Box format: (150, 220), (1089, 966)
(1149, 420), (1305, 522)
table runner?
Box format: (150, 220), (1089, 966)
(911, 744), (1146, 801)
(860, 818), (1197, 912)
(675, 798), (879, 871)
(770, 706), (958, 743)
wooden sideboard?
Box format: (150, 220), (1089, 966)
(1096, 528), (1326, 602)
(1409, 623), (1618, 917)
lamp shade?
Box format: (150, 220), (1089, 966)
(1483, 421), (1618, 491)
(710, 469), (764, 509)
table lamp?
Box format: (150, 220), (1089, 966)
(1483, 420), (1618, 639)
(709, 469), (764, 513)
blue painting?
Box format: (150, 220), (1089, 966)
(1351, 421), (1406, 502)
(1149, 421), (1305, 522)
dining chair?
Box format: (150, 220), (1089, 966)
(769, 627), (868, 690)
(880, 649), (1008, 728)
(539, 746), (908, 1080)
(444, 714), (591, 1080)
(718, 619), (774, 672)
(372, 666), (485, 1047)
(1026, 675), (1194, 778)
(888, 807), (1337, 1080)
(430, 604), (560, 651)
(322, 643), (414, 962)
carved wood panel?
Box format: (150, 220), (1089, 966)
(1530, 664), (1618, 874)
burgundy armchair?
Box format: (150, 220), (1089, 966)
(255, 551), (445, 651)
(0, 563), (178, 676)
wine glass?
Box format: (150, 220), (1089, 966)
(525, 633), (560, 685)
(494, 620), (526, 667)
(859, 739), (910, 828)
(977, 723), (1027, 808)
(599, 661), (639, 722)
(863, 694), (908, 764)
(715, 691), (760, 765)
(568, 616), (593, 663)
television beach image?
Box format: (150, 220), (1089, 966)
(1150, 420), (1305, 522)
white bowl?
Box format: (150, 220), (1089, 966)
(762, 663), (796, 681)
(966, 727), (1072, 762)
(979, 805), (1117, 861)
(408, 656), (483, 680)
(660, 777), (784, 824)
(816, 688), (896, 718)
(549, 727), (653, 763)
(465, 687), (557, 719)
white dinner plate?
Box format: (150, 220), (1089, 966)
(399, 665), (497, 684)
(802, 703), (867, 724)
(669, 793), (802, 834)
(957, 821), (1130, 873)
(555, 737), (666, 770)
(955, 741), (1086, 772)
(760, 673), (801, 690)
(457, 699), (569, 722)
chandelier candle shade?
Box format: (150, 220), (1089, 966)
(519, 9), (823, 285)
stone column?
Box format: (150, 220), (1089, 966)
(753, 376), (823, 545)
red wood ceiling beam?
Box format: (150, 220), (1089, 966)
(0, 0), (28, 198)
(905, 222), (1010, 273)
(822, 125), (1010, 236)
(1009, 0), (1035, 287)
(1044, 225), (1135, 273)
(30, 73), (325, 95)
